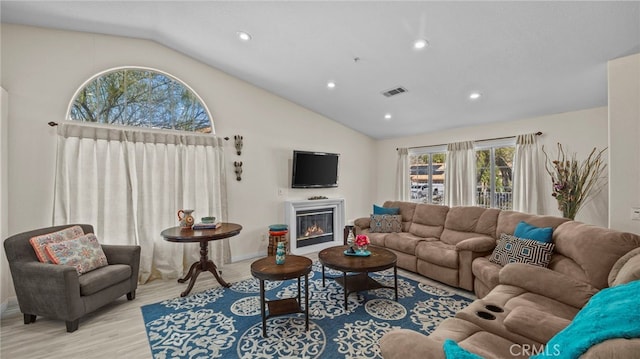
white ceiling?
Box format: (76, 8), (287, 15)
(2, 1), (639, 139)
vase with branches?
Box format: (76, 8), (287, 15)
(542, 143), (607, 220)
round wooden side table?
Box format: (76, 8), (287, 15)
(161, 223), (242, 297)
(250, 255), (312, 337)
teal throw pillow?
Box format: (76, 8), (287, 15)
(514, 221), (553, 243)
(373, 204), (400, 215)
(443, 339), (483, 359)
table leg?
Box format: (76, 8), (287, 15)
(305, 273), (309, 331)
(205, 260), (230, 288)
(178, 240), (231, 296)
(297, 276), (301, 306)
(394, 265), (398, 301)
(322, 265), (326, 287)
(260, 279), (267, 338)
(177, 261), (198, 283)
(343, 272), (348, 310)
(180, 265), (203, 297)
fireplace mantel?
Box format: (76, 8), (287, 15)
(285, 198), (345, 255)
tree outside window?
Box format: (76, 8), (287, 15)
(476, 145), (514, 209)
(69, 67), (212, 133)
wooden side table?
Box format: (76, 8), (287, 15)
(161, 223), (242, 297)
(250, 255), (312, 337)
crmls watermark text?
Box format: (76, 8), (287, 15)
(510, 344), (561, 356)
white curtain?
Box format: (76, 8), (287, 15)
(53, 122), (228, 283)
(444, 141), (476, 206)
(396, 148), (410, 201)
(512, 133), (541, 214)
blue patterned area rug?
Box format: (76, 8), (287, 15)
(141, 262), (474, 358)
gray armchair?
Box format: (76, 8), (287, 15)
(3, 224), (141, 332)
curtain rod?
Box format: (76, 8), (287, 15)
(47, 121), (232, 140)
(397, 131), (542, 151)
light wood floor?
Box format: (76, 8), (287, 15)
(0, 252), (473, 359)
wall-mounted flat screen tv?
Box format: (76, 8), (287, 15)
(291, 150), (339, 188)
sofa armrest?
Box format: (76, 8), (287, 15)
(503, 306), (571, 344)
(380, 329), (445, 359)
(102, 244), (141, 266)
(582, 338), (640, 358)
(102, 244), (141, 287)
(353, 217), (371, 232)
(499, 263), (598, 308)
(456, 236), (496, 252)
(10, 261), (84, 320)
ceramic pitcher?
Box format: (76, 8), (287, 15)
(177, 209), (195, 228)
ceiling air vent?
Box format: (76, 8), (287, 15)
(382, 86), (408, 97)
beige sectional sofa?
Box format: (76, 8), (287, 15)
(354, 201), (568, 295)
(353, 201), (640, 358)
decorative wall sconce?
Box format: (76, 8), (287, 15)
(234, 135), (243, 155)
(234, 161), (243, 181)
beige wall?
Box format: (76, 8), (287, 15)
(0, 24), (377, 262)
(375, 107), (610, 227)
(608, 53), (640, 233)
(1, 87), (12, 309)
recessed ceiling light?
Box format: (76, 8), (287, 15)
(469, 92), (481, 100)
(237, 31), (252, 41)
(327, 81), (336, 89)
(413, 39), (429, 50)
(384, 113), (392, 120)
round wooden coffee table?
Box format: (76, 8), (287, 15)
(251, 255), (312, 337)
(318, 245), (397, 310)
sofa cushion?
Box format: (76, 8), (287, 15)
(553, 221), (640, 289)
(416, 241), (458, 269)
(29, 225), (85, 263)
(78, 264), (132, 296)
(409, 203), (449, 238)
(490, 234), (554, 268)
(373, 204), (399, 215)
(513, 221), (553, 243)
(370, 214), (402, 233)
(384, 232), (427, 255)
(45, 233), (109, 275)
(499, 263), (598, 310)
(383, 201), (417, 232)
(496, 211), (568, 240)
(608, 247), (640, 286)
(503, 306), (570, 344)
(365, 232), (388, 247)
(441, 207), (500, 245)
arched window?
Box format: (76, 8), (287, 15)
(67, 67), (213, 133)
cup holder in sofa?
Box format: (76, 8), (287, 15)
(484, 304), (504, 313)
(475, 311), (496, 320)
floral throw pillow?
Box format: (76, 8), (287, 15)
(29, 225), (85, 263)
(45, 233), (109, 275)
(369, 214), (402, 233)
(490, 233), (555, 268)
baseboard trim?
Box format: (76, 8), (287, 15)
(230, 252), (263, 263)
(1, 297), (19, 319)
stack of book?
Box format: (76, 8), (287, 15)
(269, 223), (288, 236)
(268, 224), (289, 255)
(192, 222), (222, 230)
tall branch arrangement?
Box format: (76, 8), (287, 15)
(542, 143), (607, 220)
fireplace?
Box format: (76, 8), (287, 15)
(285, 198), (345, 255)
(296, 209), (334, 248)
